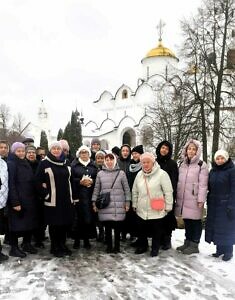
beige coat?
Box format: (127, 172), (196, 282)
(132, 163), (173, 220)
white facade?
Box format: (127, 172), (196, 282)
(82, 39), (179, 150)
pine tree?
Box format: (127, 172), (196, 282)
(57, 128), (64, 140)
(62, 110), (82, 156)
(40, 130), (48, 151)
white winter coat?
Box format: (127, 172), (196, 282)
(0, 157), (8, 209)
(132, 163), (173, 220)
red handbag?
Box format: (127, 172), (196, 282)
(150, 197), (165, 210)
(144, 176), (165, 211)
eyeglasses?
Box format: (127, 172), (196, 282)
(80, 151), (88, 154)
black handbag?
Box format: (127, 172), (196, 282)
(95, 171), (120, 209)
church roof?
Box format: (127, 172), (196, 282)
(145, 40), (177, 59)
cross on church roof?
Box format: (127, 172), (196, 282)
(156, 19), (165, 42)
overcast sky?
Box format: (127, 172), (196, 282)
(0, 0), (202, 134)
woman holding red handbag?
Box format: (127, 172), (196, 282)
(132, 152), (173, 257)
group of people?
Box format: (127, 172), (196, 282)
(0, 137), (234, 263)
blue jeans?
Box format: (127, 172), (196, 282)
(183, 219), (202, 243)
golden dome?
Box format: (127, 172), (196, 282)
(146, 40), (177, 59)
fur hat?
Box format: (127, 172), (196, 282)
(76, 145), (91, 158)
(49, 141), (62, 151)
(59, 139), (70, 151)
(95, 150), (106, 158)
(131, 145), (144, 155)
(91, 138), (101, 145)
(25, 145), (36, 153)
(140, 152), (155, 163)
(11, 142), (25, 153)
(214, 149), (229, 162)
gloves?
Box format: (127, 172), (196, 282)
(227, 208), (235, 221)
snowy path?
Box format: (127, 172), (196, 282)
(0, 230), (234, 300)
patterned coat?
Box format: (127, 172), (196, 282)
(0, 157), (8, 209)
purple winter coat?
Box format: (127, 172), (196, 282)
(175, 139), (209, 220)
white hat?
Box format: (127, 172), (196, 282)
(76, 145), (91, 158)
(214, 149), (229, 162)
(49, 141), (62, 151)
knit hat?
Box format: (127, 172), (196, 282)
(49, 141), (62, 151)
(112, 146), (120, 157)
(131, 145), (144, 155)
(76, 145), (91, 158)
(214, 149), (229, 162)
(11, 142), (25, 153)
(95, 150), (106, 158)
(140, 152), (155, 163)
(91, 138), (101, 145)
(59, 139), (70, 151)
(25, 145), (36, 153)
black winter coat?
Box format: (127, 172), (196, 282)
(36, 152), (74, 226)
(156, 141), (178, 200)
(7, 154), (38, 232)
(71, 158), (97, 224)
(205, 159), (235, 246)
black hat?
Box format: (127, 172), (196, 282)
(111, 146), (120, 156)
(131, 145), (144, 155)
(22, 137), (34, 145)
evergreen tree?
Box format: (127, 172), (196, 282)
(57, 128), (64, 140)
(62, 110), (82, 156)
(40, 130), (48, 151)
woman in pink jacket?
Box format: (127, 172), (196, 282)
(175, 139), (208, 254)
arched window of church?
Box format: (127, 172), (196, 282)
(122, 89), (128, 99)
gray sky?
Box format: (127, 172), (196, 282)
(0, 0), (202, 134)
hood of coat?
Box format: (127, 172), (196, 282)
(181, 139), (202, 163)
(119, 144), (131, 161)
(155, 140), (173, 162)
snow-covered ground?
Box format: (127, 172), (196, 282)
(0, 230), (234, 300)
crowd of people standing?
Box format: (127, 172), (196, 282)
(0, 137), (234, 263)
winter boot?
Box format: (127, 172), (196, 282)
(22, 243), (38, 254)
(9, 246), (27, 258)
(161, 235), (172, 250)
(222, 253), (233, 261)
(182, 241), (199, 255)
(73, 239), (80, 249)
(83, 239), (91, 249)
(176, 239), (190, 252)
(0, 252), (9, 263)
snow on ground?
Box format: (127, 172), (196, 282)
(0, 230), (234, 300)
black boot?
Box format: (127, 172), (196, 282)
(84, 239), (91, 249)
(161, 235), (172, 250)
(222, 253), (233, 261)
(135, 247), (148, 254)
(150, 248), (159, 257)
(73, 239), (80, 249)
(60, 244), (72, 256)
(9, 246), (27, 258)
(22, 243), (38, 254)
(0, 252), (9, 263)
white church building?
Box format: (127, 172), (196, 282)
(82, 34), (179, 150)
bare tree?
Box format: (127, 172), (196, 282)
(144, 75), (203, 160)
(181, 0), (235, 158)
(0, 103), (10, 139)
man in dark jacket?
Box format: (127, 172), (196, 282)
(156, 141), (178, 249)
